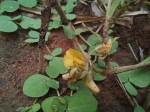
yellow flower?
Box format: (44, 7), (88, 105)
(64, 49), (87, 70)
(95, 39), (112, 58)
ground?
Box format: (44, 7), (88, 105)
(0, 6), (150, 112)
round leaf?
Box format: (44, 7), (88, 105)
(23, 74), (50, 97)
(1, 1), (19, 12)
(42, 97), (58, 112)
(67, 92), (97, 112)
(18, 0), (37, 8)
(0, 20), (18, 32)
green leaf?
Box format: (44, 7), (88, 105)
(11, 15), (22, 21)
(109, 37), (118, 54)
(75, 28), (85, 35)
(87, 35), (100, 46)
(32, 103), (41, 112)
(18, 0), (37, 8)
(88, 46), (98, 56)
(46, 79), (59, 89)
(25, 38), (39, 43)
(28, 31), (40, 38)
(93, 63), (104, 72)
(110, 62), (119, 67)
(124, 82), (137, 96)
(129, 68), (150, 88)
(1, 1), (19, 12)
(52, 98), (67, 112)
(46, 57), (67, 78)
(0, 15), (11, 21)
(78, 44), (87, 51)
(117, 71), (129, 83)
(42, 96), (58, 112)
(45, 32), (51, 41)
(68, 82), (78, 90)
(51, 20), (62, 29)
(134, 105), (145, 112)
(65, 3), (76, 13)
(52, 48), (62, 56)
(93, 72), (106, 81)
(0, 20), (18, 32)
(16, 107), (30, 112)
(98, 59), (105, 68)
(76, 81), (92, 94)
(63, 26), (74, 39)
(44, 55), (54, 60)
(23, 74), (49, 97)
(109, 0), (121, 17)
(31, 19), (41, 29)
(66, 14), (76, 20)
(67, 91), (97, 112)
(20, 16), (41, 29)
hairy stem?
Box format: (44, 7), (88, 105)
(105, 61), (150, 75)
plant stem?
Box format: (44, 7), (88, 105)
(105, 61), (150, 75)
(56, 89), (60, 96)
(82, 23), (102, 42)
(52, 0), (68, 25)
(45, 44), (52, 54)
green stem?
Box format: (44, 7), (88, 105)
(56, 89), (60, 96)
(79, 34), (91, 47)
(45, 44), (51, 54)
(82, 23), (102, 42)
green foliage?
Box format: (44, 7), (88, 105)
(118, 68), (150, 96)
(109, 0), (121, 17)
(46, 57), (67, 78)
(93, 72), (106, 81)
(66, 14), (76, 20)
(75, 28), (85, 35)
(124, 82), (137, 96)
(46, 79), (59, 89)
(63, 26), (75, 39)
(20, 16), (41, 29)
(25, 30), (50, 43)
(51, 48), (62, 56)
(18, 0), (37, 8)
(87, 35), (101, 46)
(23, 74), (50, 97)
(134, 105), (145, 112)
(67, 91), (97, 112)
(109, 37), (118, 54)
(42, 96), (68, 112)
(1, 0), (19, 12)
